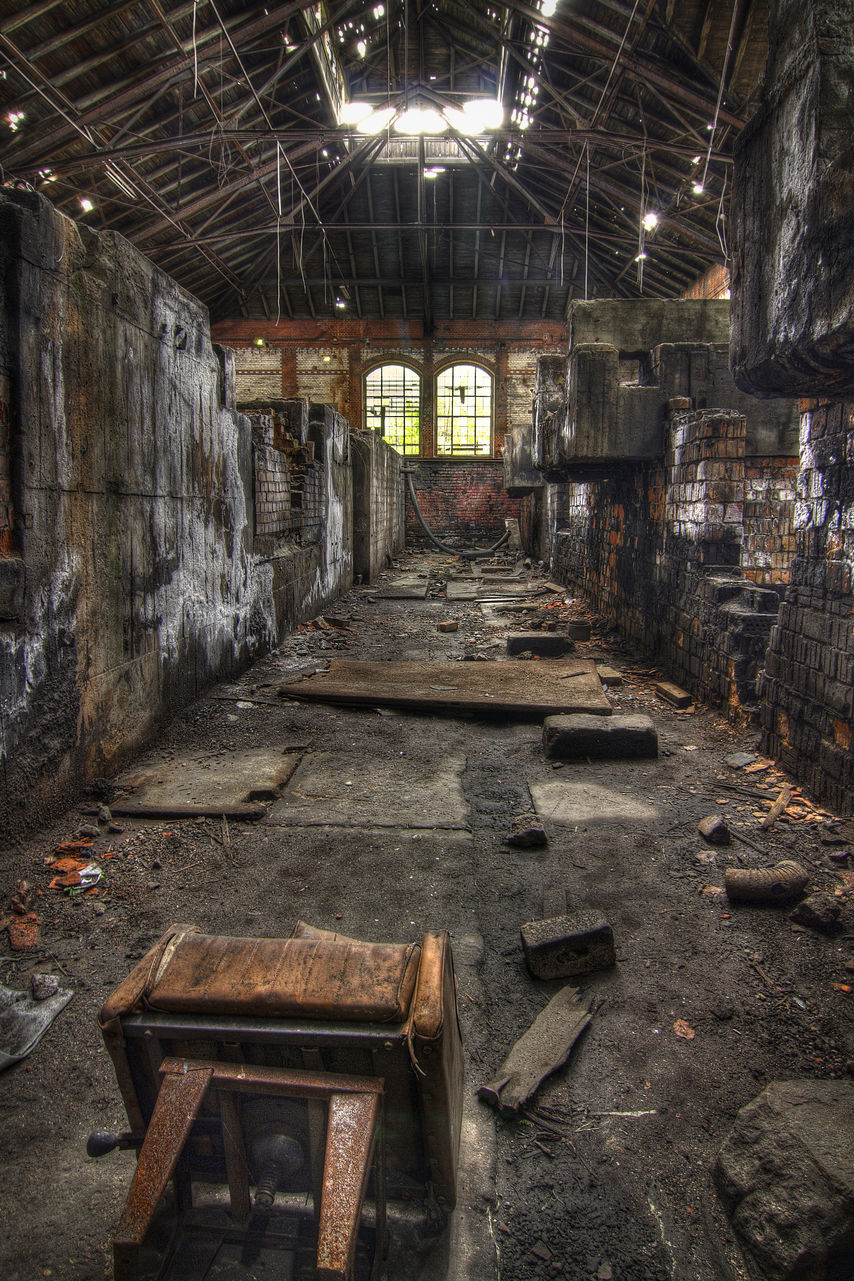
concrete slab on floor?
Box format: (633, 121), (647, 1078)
(374, 577), (429, 599)
(447, 579), (542, 601)
(283, 659), (611, 718)
(270, 750), (470, 829)
(119, 747), (303, 807)
(529, 777), (662, 826)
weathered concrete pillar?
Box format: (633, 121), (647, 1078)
(730, 0), (854, 397)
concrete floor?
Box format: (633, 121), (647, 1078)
(1, 551), (852, 1281)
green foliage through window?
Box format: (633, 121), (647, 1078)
(436, 364), (492, 455)
(365, 364), (421, 454)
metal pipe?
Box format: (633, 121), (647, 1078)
(403, 469), (509, 561)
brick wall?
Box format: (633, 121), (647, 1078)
(210, 318), (564, 459)
(742, 457), (798, 585)
(406, 459), (520, 547)
(551, 410), (792, 721)
(759, 401), (854, 812)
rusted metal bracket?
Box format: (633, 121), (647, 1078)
(112, 1056), (386, 1281)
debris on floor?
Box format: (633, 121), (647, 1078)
(521, 910), (615, 979)
(283, 657), (612, 717)
(715, 1079), (854, 1281)
(698, 814), (732, 845)
(724, 859), (809, 904)
(542, 712), (658, 760)
(505, 818), (548, 849)
(653, 679), (693, 708)
(478, 985), (592, 1115)
(0, 977), (73, 1070)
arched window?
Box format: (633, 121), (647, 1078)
(364, 364), (421, 455)
(435, 363), (493, 455)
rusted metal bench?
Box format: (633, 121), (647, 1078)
(91, 921), (463, 1280)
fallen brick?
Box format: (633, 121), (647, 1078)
(654, 679), (693, 708)
(542, 713), (658, 760)
(437, 620), (459, 633)
(521, 911), (616, 979)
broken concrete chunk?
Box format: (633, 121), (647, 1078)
(724, 860), (808, 904)
(506, 820), (548, 849)
(789, 893), (843, 934)
(506, 632), (573, 657)
(437, 620), (459, 633)
(595, 665), (623, 686)
(521, 911), (615, 979)
(715, 1079), (854, 1281)
(543, 713), (658, 760)
(654, 680), (692, 708)
(566, 620), (591, 642)
(698, 814), (731, 845)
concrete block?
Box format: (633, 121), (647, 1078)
(543, 713), (658, 760)
(521, 911), (616, 979)
(506, 631), (573, 657)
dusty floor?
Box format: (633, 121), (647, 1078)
(1, 549), (853, 1281)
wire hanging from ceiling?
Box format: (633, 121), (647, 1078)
(584, 142), (590, 301)
(700, 0), (739, 194)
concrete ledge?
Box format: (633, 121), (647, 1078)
(543, 712), (658, 759)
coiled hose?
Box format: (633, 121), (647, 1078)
(403, 469), (510, 561)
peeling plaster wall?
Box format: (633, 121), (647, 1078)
(0, 191), (366, 831)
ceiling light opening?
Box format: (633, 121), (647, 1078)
(339, 101), (373, 124)
(692, 182), (704, 195)
(395, 105), (447, 135)
(6, 110), (25, 131)
(356, 38), (367, 57)
(642, 211), (659, 231)
(79, 196), (94, 213)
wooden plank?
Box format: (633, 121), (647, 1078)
(281, 659), (612, 719)
(477, 986), (592, 1114)
(760, 784), (792, 830)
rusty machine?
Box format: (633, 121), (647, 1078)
(89, 921), (463, 1280)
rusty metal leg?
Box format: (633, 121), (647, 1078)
(316, 1090), (380, 1281)
(219, 1090), (251, 1226)
(369, 1098), (387, 1281)
(113, 1064), (213, 1281)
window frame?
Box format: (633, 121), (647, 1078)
(363, 361), (422, 456)
(434, 361), (494, 457)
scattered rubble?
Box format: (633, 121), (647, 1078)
(478, 985), (592, 1115)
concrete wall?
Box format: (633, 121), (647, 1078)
(351, 428), (405, 582)
(0, 191), (398, 831)
(731, 0), (854, 398)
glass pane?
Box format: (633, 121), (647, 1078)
(435, 364), (492, 455)
(365, 364), (421, 455)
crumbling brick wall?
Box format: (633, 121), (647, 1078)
(405, 460), (520, 547)
(758, 401), (854, 811)
(552, 410), (791, 722)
